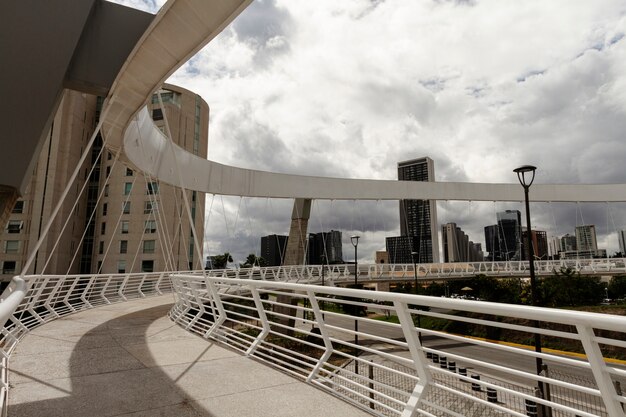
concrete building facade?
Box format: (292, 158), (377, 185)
(0, 85), (208, 281)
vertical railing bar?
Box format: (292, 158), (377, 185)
(576, 324), (626, 417)
(305, 289), (334, 383)
(245, 286), (270, 356)
(394, 299), (431, 417)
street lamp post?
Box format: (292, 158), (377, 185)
(514, 165), (547, 405)
(351, 235), (360, 375)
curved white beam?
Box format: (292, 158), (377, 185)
(107, 0), (626, 203)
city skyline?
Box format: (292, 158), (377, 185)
(108, 0), (626, 264)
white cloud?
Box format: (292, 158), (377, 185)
(159, 0), (626, 262)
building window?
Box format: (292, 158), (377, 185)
(101, 222), (106, 235)
(5, 241), (19, 254)
(143, 240), (156, 254)
(104, 185), (109, 197)
(141, 260), (154, 273)
(98, 241), (104, 255)
(97, 261), (102, 273)
(144, 220), (156, 234)
(117, 260), (126, 274)
(152, 108), (163, 121)
(147, 182), (158, 195)
(124, 182), (132, 195)
(12, 201), (24, 214)
(126, 168), (133, 176)
(106, 166), (111, 177)
(121, 221), (129, 234)
(120, 240), (128, 254)
(144, 201), (157, 214)
(123, 201), (131, 214)
(107, 152), (112, 161)
(6, 220), (23, 234)
(2, 261), (17, 275)
(102, 203), (108, 216)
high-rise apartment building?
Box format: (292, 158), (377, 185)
(560, 234), (577, 252)
(261, 234), (288, 266)
(0, 85), (208, 281)
(441, 222), (483, 262)
(387, 157), (439, 264)
(522, 229), (549, 260)
(575, 225), (598, 252)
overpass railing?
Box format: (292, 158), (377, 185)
(170, 273), (626, 417)
(0, 272), (173, 416)
(195, 258), (626, 284)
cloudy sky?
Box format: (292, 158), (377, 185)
(114, 0), (626, 264)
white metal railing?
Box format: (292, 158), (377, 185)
(194, 258), (626, 285)
(0, 272), (172, 416)
(169, 273), (626, 417)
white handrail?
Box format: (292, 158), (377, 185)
(169, 273), (626, 417)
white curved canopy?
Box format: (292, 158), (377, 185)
(105, 0), (626, 203)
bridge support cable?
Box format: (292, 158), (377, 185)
(156, 91), (206, 277)
(41, 129), (113, 274)
(97, 170), (139, 274)
(19, 98), (114, 278)
(144, 174), (176, 271)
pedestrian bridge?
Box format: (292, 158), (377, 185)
(2, 272), (625, 417)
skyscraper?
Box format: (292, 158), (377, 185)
(575, 225), (598, 252)
(484, 210), (522, 261)
(0, 85), (208, 281)
(442, 222), (483, 262)
(261, 234), (289, 266)
(387, 157), (438, 264)
(307, 230), (343, 264)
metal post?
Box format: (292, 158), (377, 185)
(369, 361), (375, 409)
(514, 165), (545, 408)
(411, 251), (422, 344)
(351, 235), (360, 376)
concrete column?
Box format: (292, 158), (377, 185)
(282, 199), (312, 266)
(275, 199), (311, 336)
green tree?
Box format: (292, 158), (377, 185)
(240, 254), (267, 268)
(539, 267), (604, 307)
(211, 252), (233, 269)
(608, 275), (626, 300)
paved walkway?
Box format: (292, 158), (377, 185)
(8, 295), (371, 417)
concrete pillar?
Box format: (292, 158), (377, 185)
(282, 199), (312, 266)
(275, 199), (311, 336)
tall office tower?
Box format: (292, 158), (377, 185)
(497, 210), (522, 261)
(394, 157), (439, 263)
(484, 224), (500, 261)
(522, 229), (549, 260)
(618, 230), (626, 255)
(306, 230), (343, 264)
(261, 234), (289, 266)
(575, 225), (598, 252)
(560, 234), (577, 252)
(0, 85), (208, 282)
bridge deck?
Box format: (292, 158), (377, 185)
(8, 295), (370, 417)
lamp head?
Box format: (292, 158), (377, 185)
(351, 235), (360, 247)
(513, 165), (537, 187)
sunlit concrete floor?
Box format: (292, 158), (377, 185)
(8, 295), (371, 417)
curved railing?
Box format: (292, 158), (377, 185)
(0, 272), (172, 415)
(169, 273), (626, 417)
(192, 259), (626, 286)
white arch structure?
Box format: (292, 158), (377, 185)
(103, 0), (626, 203)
